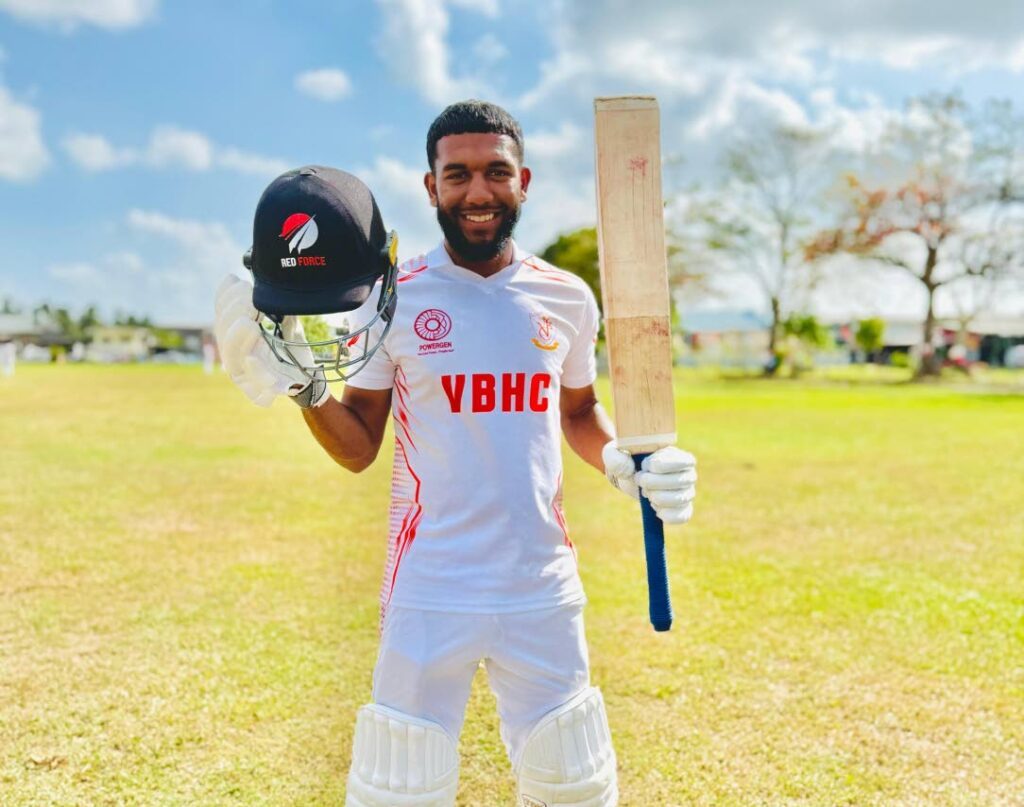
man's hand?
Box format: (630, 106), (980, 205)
(602, 441), (697, 525)
(213, 274), (330, 409)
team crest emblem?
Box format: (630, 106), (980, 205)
(530, 313), (559, 351)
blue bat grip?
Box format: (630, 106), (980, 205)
(635, 452), (673, 632)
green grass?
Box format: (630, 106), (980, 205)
(1, 365), (1022, 806)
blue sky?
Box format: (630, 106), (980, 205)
(1, 0), (1023, 324)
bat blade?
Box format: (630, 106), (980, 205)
(594, 95), (677, 632)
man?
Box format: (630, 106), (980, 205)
(215, 101), (696, 806)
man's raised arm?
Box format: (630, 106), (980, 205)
(302, 386), (392, 473)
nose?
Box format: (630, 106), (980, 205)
(464, 171), (492, 206)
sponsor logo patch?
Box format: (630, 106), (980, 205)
(279, 213), (326, 267)
(415, 308), (454, 354)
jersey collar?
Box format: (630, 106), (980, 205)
(428, 240), (530, 286)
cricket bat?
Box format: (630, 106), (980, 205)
(594, 96), (677, 632)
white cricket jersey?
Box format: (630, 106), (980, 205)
(345, 242), (600, 619)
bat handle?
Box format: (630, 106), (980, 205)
(635, 452), (673, 632)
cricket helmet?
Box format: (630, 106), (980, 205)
(244, 165), (398, 382)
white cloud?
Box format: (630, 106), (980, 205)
(105, 251), (145, 274)
(446, 0), (499, 18)
(127, 208), (233, 246)
(295, 68), (353, 102)
(48, 262), (101, 284)
(0, 0), (157, 31)
(527, 122), (584, 159)
(832, 33), (1024, 75)
(217, 147), (290, 177)
(374, 0), (483, 104)
(687, 75), (807, 141)
(471, 33), (508, 67)
(0, 85), (50, 182)
(126, 209), (246, 323)
(61, 132), (134, 171)
(146, 126), (212, 170)
(809, 89), (900, 155)
(519, 0), (1024, 118)
(63, 126), (289, 177)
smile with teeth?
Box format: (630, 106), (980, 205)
(463, 211), (499, 223)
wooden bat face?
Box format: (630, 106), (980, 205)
(594, 96), (676, 454)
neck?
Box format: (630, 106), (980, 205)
(444, 240), (516, 278)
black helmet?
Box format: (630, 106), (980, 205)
(243, 165), (398, 382)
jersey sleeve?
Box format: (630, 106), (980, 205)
(342, 293), (396, 390)
(560, 282), (600, 389)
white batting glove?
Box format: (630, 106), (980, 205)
(214, 274), (258, 377)
(213, 274), (330, 409)
(602, 441), (697, 525)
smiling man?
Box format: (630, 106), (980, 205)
(331, 101), (697, 807)
(214, 100), (698, 806)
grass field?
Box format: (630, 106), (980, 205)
(1, 365), (1022, 806)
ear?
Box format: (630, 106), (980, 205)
(518, 166), (531, 202)
(424, 172), (438, 208)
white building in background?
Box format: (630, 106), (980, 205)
(678, 309), (772, 368)
(0, 312), (68, 361)
(85, 326), (154, 363)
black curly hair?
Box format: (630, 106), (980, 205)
(426, 100), (524, 172)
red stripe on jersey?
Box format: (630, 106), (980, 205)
(379, 435), (423, 629)
(551, 473), (575, 559)
(390, 366), (417, 449)
(523, 258), (572, 283)
(393, 365), (412, 406)
(397, 261), (428, 283)
(395, 411), (416, 451)
(388, 438), (423, 592)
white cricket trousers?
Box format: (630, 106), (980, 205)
(372, 601), (591, 767)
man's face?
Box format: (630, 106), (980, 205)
(424, 133), (531, 263)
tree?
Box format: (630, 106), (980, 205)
(540, 228), (602, 307)
(682, 125), (835, 374)
(776, 314), (832, 377)
(300, 315), (332, 344)
(78, 305), (102, 336)
(806, 95), (1024, 377)
(30, 303), (105, 342)
(114, 312), (152, 327)
(855, 317), (886, 362)
(541, 224), (711, 343)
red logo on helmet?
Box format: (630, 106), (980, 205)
(414, 309), (452, 341)
(280, 213), (319, 254)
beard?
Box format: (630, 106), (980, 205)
(436, 202), (521, 263)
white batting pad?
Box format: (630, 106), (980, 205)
(516, 687), (618, 807)
(346, 703), (459, 807)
